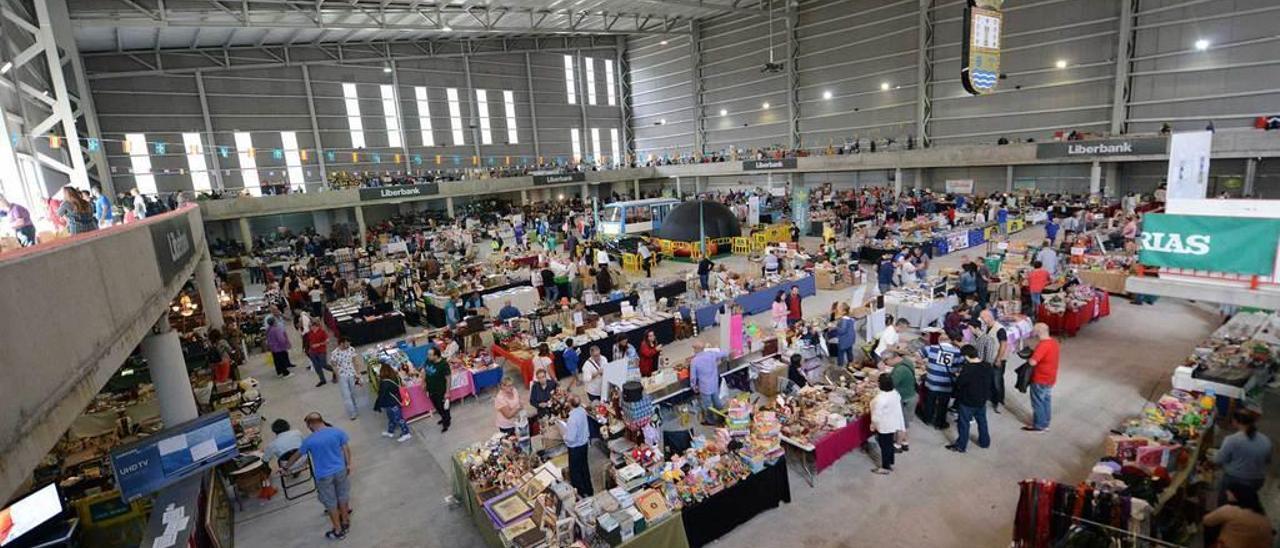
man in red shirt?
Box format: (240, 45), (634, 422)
(1023, 322), (1059, 432)
(304, 322), (334, 387)
(1026, 260), (1051, 314)
(786, 285), (803, 326)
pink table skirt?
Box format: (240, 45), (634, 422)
(813, 415), (873, 473)
(401, 371), (478, 421)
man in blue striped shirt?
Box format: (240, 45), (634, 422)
(920, 336), (962, 429)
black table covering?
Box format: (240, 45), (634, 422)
(337, 313), (406, 346)
(587, 280), (686, 318)
(680, 455), (791, 548)
(858, 245), (900, 264)
(551, 317), (676, 379)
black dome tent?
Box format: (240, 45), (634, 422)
(652, 200), (742, 242)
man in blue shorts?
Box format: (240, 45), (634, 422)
(283, 413), (353, 540)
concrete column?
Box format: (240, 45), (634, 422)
(894, 168), (903, 195)
(354, 206), (367, 246)
(142, 319), (198, 426)
(1005, 165), (1014, 193)
(194, 250), (225, 331)
(1089, 161), (1103, 195)
(238, 217), (252, 253)
(333, 208), (350, 224)
(580, 182), (589, 200)
(914, 168), (923, 190)
(675, 177), (682, 198)
(1244, 158), (1258, 197)
(1104, 163), (1120, 198)
(521, 189), (529, 205)
(311, 210), (332, 236)
(633, 179), (640, 198)
(446, 196), (455, 218)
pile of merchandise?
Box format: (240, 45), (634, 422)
(457, 435), (542, 493)
(773, 380), (871, 446)
(1173, 311), (1280, 400)
(740, 411), (783, 472)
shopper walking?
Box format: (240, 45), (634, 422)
(870, 373), (904, 474)
(265, 316), (294, 377)
(689, 341), (729, 425)
(581, 345), (606, 402)
(560, 395), (594, 496)
(638, 330), (662, 378)
(1213, 412), (1272, 502)
(0, 194), (36, 247)
(1202, 486), (1274, 548)
(833, 304), (857, 367)
(771, 291), (789, 331)
(947, 345), (993, 453)
(921, 336), (962, 429)
(529, 368), (558, 421)
(373, 364), (411, 442)
(57, 186), (98, 235)
(1023, 323), (1059, 432)
(976, 311), (1010, 414)
(786, 285), (803, 327)
(494, 377), (522, 435)
(304, 322), (334, 387)
(1026, 261), (1050, 314)
(329, 337), (363, 420)
(423, 346), (452, 432)
(281, 413), (353, 540)
(561, 339), (580, 392)
(886, 351), (917, 451)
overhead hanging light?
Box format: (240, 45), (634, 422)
(383, 65), (392, 73)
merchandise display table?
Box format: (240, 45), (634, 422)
(858, 246), (900, 264)
(495, 316), (679, 383)
(883, 294), (957, 328)
(1075, 269), (1130, 295)
(1037, 292), (1110, 337)
(680, 455), (791, 548)
(471, 366), (505, 392)
(690, 276), (818, 330)
(335, 313), (406, 346)
(781, 416), (873, 486)
(482, 286), (539, 318)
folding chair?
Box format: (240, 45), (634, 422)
(278, 450), (317, 500)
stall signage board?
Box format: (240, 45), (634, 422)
(1165, 131), (1213, 203)
(961, 0), (1003, 95)
(1138, 214), (1280, 276)
(150, 215), (194, 287)
(1035, 137), (1168, 159)
(532, 172), (586, 186)
(944, 179), (974, 194)
(742, 158), (797, 171)
(358, 183), (439, 201)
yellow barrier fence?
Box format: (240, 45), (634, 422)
(622, 253), (642, 273)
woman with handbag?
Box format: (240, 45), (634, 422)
(423, 346), (452, 433)
(373, 364), (411, 442)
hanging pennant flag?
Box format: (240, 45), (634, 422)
(122, 139), (131, 154)
(247, 146), (255, 158)
(48, 135), (60, 149)
(372, 153), (381, 164)
(393, 153), (401, 164)
(9, 132), (18, 146)
(452, 156), (460, 165)
(272, 148), (283, 160)
(326, 150), (336, 163)
(537, 155), (544, 165)
(413, 154), (422, 165)
(487, 156), (495, 166)
(301, 149), (309, 161)
(219, 146), (229, 158)
(435, 154), (441, 166)
(471, 155), (479, 166)
(351, 152), (359, 163)
(87, 138), (100, 152)
(505, 156), (510, 166)
(154, 141), (166, 154)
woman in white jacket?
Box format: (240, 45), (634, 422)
(871, 374), (905, 475)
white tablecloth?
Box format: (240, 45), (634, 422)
(482, 286), (539, 318)
(883, 294), (957, 328)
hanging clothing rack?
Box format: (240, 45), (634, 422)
(1054, 511), (1185, 548)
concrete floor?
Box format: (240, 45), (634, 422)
(231, 226), (1236, 548)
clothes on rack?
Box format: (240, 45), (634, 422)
(1014, 480), (1150, 548)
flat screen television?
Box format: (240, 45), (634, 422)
(110, 410), (239, 502)
(0, 484), (64, 547)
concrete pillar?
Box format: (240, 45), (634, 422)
(333, 208), (350, 224)
(354, 206), (367, 246)
(633, 179), (640, 198)
(1089, 161), (1102, 195)
(1005, 165), (1014, 193)
(914, 168), (923, 190)
(581, 182), (589, 200)
(894, 168), (903, 195)
(141, 319), (198, 426)
(675, 177), (682, 198)
(521, 189), (529, 205)
(194, 250), (224, 331)
(238, 217), (252, 253)
(1104, 163), (1120, 198)
(1244, 158), (1258, 197)
(446, 196), (455, 218)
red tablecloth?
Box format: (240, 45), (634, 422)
(813, 415), (873, 473)
(1037, 291), (1109, 337)
(491, 343), (536, 383)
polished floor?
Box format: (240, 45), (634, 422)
(231, 226), (1254, 548)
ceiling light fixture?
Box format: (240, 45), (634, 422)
(0, 62), (11, 74)
(822, 90), (833, 100)
(441, 25), (453, 32)
(1194, 39), (1210, 51)
(719, 109), (727, 116)
(383, 65), (392, 73)
(761, 102), (770, 109)
(880, 82), (890, 91)
(1055, 59), (1068, 69)
(660, 40), (668, 46)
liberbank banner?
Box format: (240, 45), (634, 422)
(1138, 214), (1280, 276)
(1035, 138), (1168, 159)
(742, 158), (797, 171)
(532, 172), (587, 186)
(358, 183), (439, 201)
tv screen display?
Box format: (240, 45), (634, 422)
(110, 411), (239, 502)
(0, 484), (63, 546)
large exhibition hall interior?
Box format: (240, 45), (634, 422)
(2, 0), (1280, 547)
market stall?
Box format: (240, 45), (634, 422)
(1172, 311), (1280, 405)
(882, 286), (955, 329)
(324, 297), (406, 346)
(1036, 285), (1110, 337)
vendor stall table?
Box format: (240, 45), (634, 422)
(482, 286), (539, 318)
(858, 246), (900, 264)
(883, 294), (957, 329)
(781, 416), (873, 487)
(449, 455), (691, 548)
(471, 366), (505, 392)
(496, 316), (679, 383)
(334, 313), (406, 346)
(1036, 291), (1110, 337)
(680, 455), (791, 548)
(1075, 269), (1130, 295)
(689, 275), (817, 330)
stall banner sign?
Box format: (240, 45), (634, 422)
(742, 158), (797, 171)
(358, 182), (439, 201)
(150, 215), (194, 287)
(1165, 131), (1213, 203)
(961, 0), (1003, 95)
(1138, 214), (1280, 276)
(1035, 137), (1168, 159)
(532, 172), (586, 186)
(747, 196), (761, 226)
(945, 179), (975, 194)
(792, 186), (811, 233)
(946, 231), (970, 251)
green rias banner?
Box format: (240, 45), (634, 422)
(1138, 214), (1280, 276)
